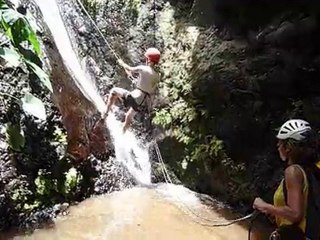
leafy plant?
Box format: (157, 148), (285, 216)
(21, 93), (46, 120)
(5, 122), (25, 151)
(35, 170), (58, 196)
(0, 46), (20, 67)
(0, 1), (53, 151)
(0, 0), (52, 91)
(53, 126), (67, 144)
(10, 183), (33, 211)
(62, 167), (82, 196)
(35, 167), (82, 203)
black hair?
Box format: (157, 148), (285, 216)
(284, 129), (320, 180)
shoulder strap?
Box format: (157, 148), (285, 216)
(283, 178), (288, 204)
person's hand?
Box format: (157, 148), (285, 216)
(118, 59), (124, 66)
(253, 197), (270, 214)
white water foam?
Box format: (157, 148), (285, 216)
(106, 111), (151, 185)
(156, 183), (201, 209)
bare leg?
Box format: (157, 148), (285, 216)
(103, 87), (128, 119)
(105, 92), (117, 114)
(123, 107), (136, 133)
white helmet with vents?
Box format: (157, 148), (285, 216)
(276, 119), (311, 141)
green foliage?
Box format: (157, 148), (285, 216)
(9, 181), (33, 211)
(5, 123), (25, 151)
(0, 1), (53, 151)
(0, 2), (40, 55)
(35, 170), (58, 196)
(63, 167), (82, 196)
(153, 101), (197, 144)
(53, 126), (67, 144)
(35, 166), (82, 203)
(25, 60), (52, 92)
(187, 136), (244, 179)
(153, 108), (172, 127)
(23, 201), (41, 212)
(190, 137), (224, 165)
(21, 93), (46, 120)
(0, 1), (51, 92)
(0, 46), (21, 67)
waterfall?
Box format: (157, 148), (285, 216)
(34, 0), (151, 184)
(34, 0), (106, 114)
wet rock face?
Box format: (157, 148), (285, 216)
(33, 4), (113, 161)
(0, 153), (17, 231)
(89, 156), (135, 194)
(46, 39), (108, 161)
(184, 13), (320, 203)
(56, 0), (118, 92)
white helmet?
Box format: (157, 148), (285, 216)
(276, 119), (311, 141)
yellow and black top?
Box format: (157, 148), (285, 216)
(273, 164), (309, 233)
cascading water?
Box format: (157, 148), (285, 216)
(33, 0), (106, 114)
(106, 111), (151, 185)
(34, 0), (151, 185)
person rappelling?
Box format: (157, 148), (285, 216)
(102, 47), (161, 133)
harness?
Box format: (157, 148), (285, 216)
(122, 88), (152, 113)
(127, 73), (152, 112)
(136, 87), (151, 109)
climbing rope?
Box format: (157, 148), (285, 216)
(152, 140), (255, 227)
(152, 0), (157, 46)
(76, 0), (144, 85)
(75, 0), (121, 61)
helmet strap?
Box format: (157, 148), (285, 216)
(146, 59), (155, 67)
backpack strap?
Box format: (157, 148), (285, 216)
(283, 177), (287, 204)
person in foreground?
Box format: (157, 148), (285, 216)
(252, 119), (320, 240)
(103, 47), (161, 133)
